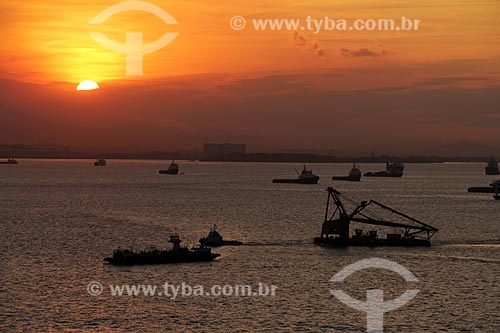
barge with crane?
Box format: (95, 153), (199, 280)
(314, 187), (438, 247)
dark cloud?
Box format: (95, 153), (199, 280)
(416, 76), (488, 87)
(291, 31), (307, 47)
(341, 47), (386, 57)
(217, 74), (313, 96)
(291, 31), (325, 59)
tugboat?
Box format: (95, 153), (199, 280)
(199, 225), (243, 247)
(485, 157), (500, 175)
(332, 163), (362, 182)
(94, 159), (106, 166)
(104, 235), (220, 265)
(273, 165), (320, 184)
(313, 187), (438, 247)
(0, 158), (18, 165)
(468, 180), (500, 193)
(364, 160), (404, 178)
(159, 160), (179, 175)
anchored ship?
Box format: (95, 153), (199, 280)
(273, 165), (320, 184)
(94, 159), (106, 166)
(314, 187), (438, 247)
(468, 180), (500, 193)
(159, 160), (179, 175)
(485, 157), (500, 175)
(332, 163), (362, 182)
(0, 158), (18, 165)
(364, 161), (404, 178)
(199, 225), (243, 247)
(104, 235), (220, 265)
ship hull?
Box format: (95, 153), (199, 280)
(485, 167), (500, 175)
(199, 239), (243, 247)
(104, 252), (220, 266)
(159, 170), (179, 175)
(332, 175), (361, 182)
(364, 172), (403, 178)
(468, 187), (495, 193)
(272, 178), (319, 184)
(313, 236), (431, 247)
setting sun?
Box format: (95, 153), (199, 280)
(76, 80), (100, 91)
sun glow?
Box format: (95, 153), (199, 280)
(76, 80), (100, 91)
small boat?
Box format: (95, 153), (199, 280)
(94, 159), (106, 166)
(494, 181), (500, 200)
(364, 161), (404, 178)
(332, 163), (362, 182)
(0, 158), (18, 165)
(468, 180), (500, 193)
(273, 165), (320, 184)
(314, 187), (438, 247)
(199, 225), (243, 247)
(159, 160), (179, 175)
(104, 235), (220, 266)
(485, 157), (500, 175)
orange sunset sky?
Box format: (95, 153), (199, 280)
(1, 0), (499, 154)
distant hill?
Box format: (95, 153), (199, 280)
(424, 142), (499, 157)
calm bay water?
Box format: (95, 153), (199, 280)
(1, 160), (499, 332)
